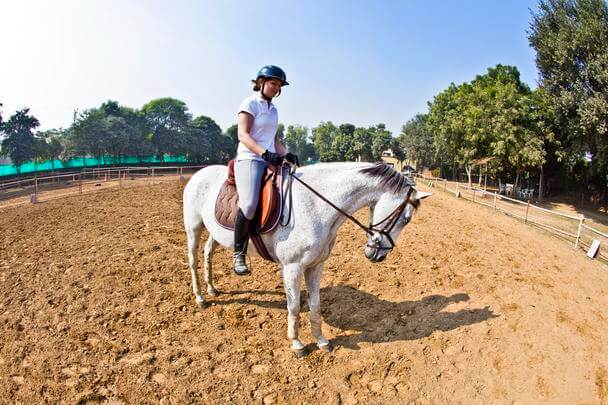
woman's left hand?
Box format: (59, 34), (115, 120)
(285, 152), (300, 166)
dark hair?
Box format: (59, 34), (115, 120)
(252, 78), (264, 92)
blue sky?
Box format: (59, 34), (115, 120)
(0, 0), (539, 137)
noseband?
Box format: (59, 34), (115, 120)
(282, 163), (413, 252)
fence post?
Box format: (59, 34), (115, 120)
(119, 170), (122, 188)
(472, 188), (476, 203)
(79, 175), (82, 194)
(525, 200), (530, 223)
(493, 192), (497, 209)
(34, 177), (38, 196)
(443, 179), (447, 192)
(574, 214), (585, 249)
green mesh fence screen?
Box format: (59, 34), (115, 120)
(0, 155), (190, 177)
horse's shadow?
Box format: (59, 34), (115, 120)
(219, 285), (497, 349)
(319, 285), (497, 349)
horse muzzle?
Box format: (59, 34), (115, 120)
(364, 246), (387, 262)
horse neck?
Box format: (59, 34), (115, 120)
(302, 163), (386, 222)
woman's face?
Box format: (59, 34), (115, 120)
(261, 78), (283, 98)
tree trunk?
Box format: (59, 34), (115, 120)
(515, 170), (520, 190)
(538, 165), (544, 203)
(478, 165), (483, 187)
(453, 162), (457, 181)
(465, 165), (473, 188)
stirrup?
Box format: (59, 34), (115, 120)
(233, 252), (250, 276)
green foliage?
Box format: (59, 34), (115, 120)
(427, 64), (550, 184)
(0, 108), (40, 174)
(225, 124), (239, 150)
(142, 98), (191, 160)
(311, 121), (339, 162)
(284, 125), (316, 162)
(310, 121), (398, 162)
(188, 116), (233, 164)
(398, 114), (435, 169)
(529, 0), (608, 190)
(34, 128), (65, 169)
(370, 124), (393, 161)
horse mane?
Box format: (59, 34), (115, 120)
(359, 162), (419, 206)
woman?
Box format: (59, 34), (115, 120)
(233, 65), (298, 275)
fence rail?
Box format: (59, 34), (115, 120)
(415, 174), (607, 264)
(0, 165), (206, 209)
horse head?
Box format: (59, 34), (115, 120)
(359, 164), (431, 262)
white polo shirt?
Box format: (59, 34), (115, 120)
(236, 94), (279, 161)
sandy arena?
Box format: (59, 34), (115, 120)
(1, 179), (607, 403)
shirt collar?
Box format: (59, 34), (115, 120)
(257, 93), (274, 107)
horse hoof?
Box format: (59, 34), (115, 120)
(207, 288), (220, 297)
(293, 348), (308, 358)
(196, 298), (207, 309)
(319, 342), (333, 353)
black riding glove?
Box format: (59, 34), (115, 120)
(261, 150), (284, 166)
(285, 152), (300, 166)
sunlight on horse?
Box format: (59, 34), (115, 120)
(182, 162), (430, 356)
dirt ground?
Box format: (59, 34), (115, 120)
(1, 180), (607, 404)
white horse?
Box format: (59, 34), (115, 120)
(182, 161), (430, 356)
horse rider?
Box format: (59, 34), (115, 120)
(233, 65), (299, 275)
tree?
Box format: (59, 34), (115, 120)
(312, 121), (339, 162)
(0, 108), (40, 174)
(70, 107), (111, 166)
(370, 124), (392, 161)
(330, 124), (356, 161)
(529, 0), (608, 201)
(188, 115), (232, 164)
(142, 98), (191, 161)
(398, 114), (436, 170)
(284, 125), (315, 161)
(35, 129), (65, 170)
(225, 124), (239, 151)
(427, 65), (549, 187)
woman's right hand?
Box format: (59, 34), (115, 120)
(262, 150), (284, 166)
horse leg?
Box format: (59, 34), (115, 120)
(186, 222), (206, 308)
(305, 264), (332, 352)
(282, 263), (306, 357)
(203, 235), (219, 297)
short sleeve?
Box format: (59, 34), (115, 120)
(238, 97), (257, 117)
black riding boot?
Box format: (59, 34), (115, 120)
(233, 208), (252, 276)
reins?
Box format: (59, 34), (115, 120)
(280, 162), (414, 251)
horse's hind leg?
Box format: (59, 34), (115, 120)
(185, 221), (206, 308)
(203, 235), (219, 297)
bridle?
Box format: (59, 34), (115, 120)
(280, 162), (414, 252)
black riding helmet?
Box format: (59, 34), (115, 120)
(256, 65), (289, 86)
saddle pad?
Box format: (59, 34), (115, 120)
(214, 167), (283, 233)
(215, 181), (240, 229)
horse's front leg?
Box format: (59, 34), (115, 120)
(282, 263), (306, 357)
(305, 264), (332, 352)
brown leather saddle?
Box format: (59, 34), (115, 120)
(214, 160), (285, 261)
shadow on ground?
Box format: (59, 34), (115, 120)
(216, 285), (497, 349)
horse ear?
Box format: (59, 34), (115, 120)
(414, 191), (432, 200)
